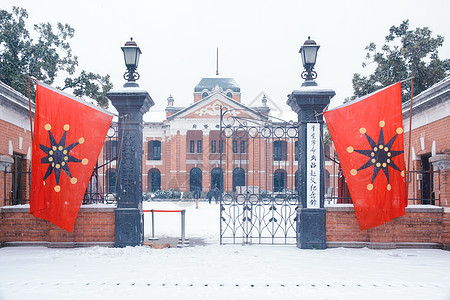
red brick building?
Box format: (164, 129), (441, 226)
(137, 77), (300, 194)
(0, 81), (34, 206)
(403, 76), (450, 207)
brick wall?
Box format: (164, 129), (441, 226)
(443, 207), (450, 250)
(326, 204), (448, 249)
(0, 119), (32, 160)
(404, 115), (450, 156)
(0, 205), (115, 247)
(1, 203), (448, 249)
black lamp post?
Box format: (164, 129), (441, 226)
(107, 39), (154, 247)
(287, 37), (335, 249)
(121, 38), (142, 87)
(299, 37), (320, 87)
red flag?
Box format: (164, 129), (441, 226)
(30, 83), (113, 231)
(323, 83), (407, 230)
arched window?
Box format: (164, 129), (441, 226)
(232, 167), (245, 192)
(274, 169), (287, 192)
(190, 167), (202, 192)
(211, 167), (223, 191)
(148, 168), (161, 192)
(106, 168), (117, 193)
(226, 92), (233, 98)
(202, 92), (208, 99)
(273, 140), (287, 161)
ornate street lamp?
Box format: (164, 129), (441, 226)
(108, 39), (154, 247)
(288, 37), (335, 250)
(121, 38), (142, 87)
(299, 36), (320, 87)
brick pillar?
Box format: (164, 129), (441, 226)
(430, 154), (450, 207)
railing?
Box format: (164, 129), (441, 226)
(1, 166), (117, 206)
(1, 168), (444, 207)
(324, 168), (441, 206)
(1, 169), (31, 206)
(144, 209), (187, 247)
(81, 161), (118, 205)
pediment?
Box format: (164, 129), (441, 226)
(168, 93), (264, 121)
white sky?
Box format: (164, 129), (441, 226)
(3, 0), (450, 113)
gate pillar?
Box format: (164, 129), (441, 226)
(287, 87), (335, 249)
(108, 89), (153, 247)
(108, 39), (154, 247)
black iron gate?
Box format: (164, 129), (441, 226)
(219, 108), (300, 245)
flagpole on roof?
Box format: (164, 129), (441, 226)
(216, 47), (219, 76)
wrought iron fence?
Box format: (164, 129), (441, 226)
(1, 169), (31, 206)
(220, 190), (299, 245)
(82, 123), (118, 205)
(219, 108), (300, 245)
(323, 163), (441, 206)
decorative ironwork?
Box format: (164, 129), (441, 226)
(301, 69), (317, 81)
(219, 107), (300, 245)
(82, 123), (118, 205)
(123, 70), (140, 82)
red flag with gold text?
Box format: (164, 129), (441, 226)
(30, 83), (113, 231)
(323, 83), (407, 230)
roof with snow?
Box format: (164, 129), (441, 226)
(194, 78), (240, 93)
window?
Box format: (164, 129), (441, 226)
(11, 154), (25, 204)
(240, 140), (245, 153)
(147, 141), (161, 160)
(202, 92), (208, 99)
(226, 92), (233, 98)
(148, 168), (161, 192)
(274, 169), (287, 192)
(211, 140), (217, 153)
(190, 140), (195, 153)
(211, 167), (223, 191)
(190, 167), (202, 192)
(295, 141), (299, 161)
(197, 140), (202, 153)
(274, 140), (287, 161)
(324, 144), (330, 160)
(104, 140), (118, 161)
(153, 141), (161, 160)
(219, 140), (224, 153)
(233, 140), (238, 153)
(232, 167), (245, 192)
(106, 169), (117, 193)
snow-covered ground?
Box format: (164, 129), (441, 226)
(1, 201), (449, 300)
